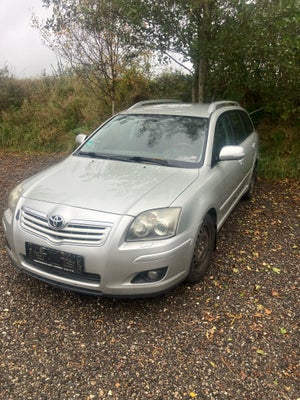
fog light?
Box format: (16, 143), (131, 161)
(131, 267), (168, 284)
(147, 270), (160, 280)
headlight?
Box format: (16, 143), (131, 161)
(126, 208), (181, 241)
(8, 183), (24, 211)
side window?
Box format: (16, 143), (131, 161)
(239, 111), (254, 136)
(212, 113), (235, 163)
(228, 111), (247, 144)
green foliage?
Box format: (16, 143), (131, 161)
(0, 73), (105, 152)
(0, 67), (26, 110)
(124, 0), (300, 116)
(0, 69), (190, 152)
(258, 120), (300, 179)
(2, 1), (299, 179)
(0, 66), (299, 178)
(149, 72), (193, 102)
(37, 0), (300, 119)
(38, 0), (151, 114)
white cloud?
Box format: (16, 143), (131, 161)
(0, 0), (58, 77)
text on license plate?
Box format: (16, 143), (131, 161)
(25, 242), (84, 273)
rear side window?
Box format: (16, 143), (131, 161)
(228, 111), (247, 144)
(228, 111), (254, 144)
(239, 111), (254, 136)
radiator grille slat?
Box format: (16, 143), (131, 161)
(20, 208), (112, 246)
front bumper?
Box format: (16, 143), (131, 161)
(2, 202), (196, 297)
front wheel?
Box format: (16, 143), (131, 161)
(186, 214), (216, 283)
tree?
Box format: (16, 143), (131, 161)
(37, 0), (299, 117)
(37, 0), (148, 114)
(125, 0), (299, 114)
(122, 0), (255, 102)
(249, 0), (300, 118)
(123, 0), (212, 102)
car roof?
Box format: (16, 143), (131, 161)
(122, 100), (243, 118)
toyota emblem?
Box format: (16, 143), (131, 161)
(48, 215), (65, 230)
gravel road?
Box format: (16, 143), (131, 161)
(0, 151), (299, 400)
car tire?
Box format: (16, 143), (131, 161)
(243, 164), (257, 200)
(186, 214), (216, 283)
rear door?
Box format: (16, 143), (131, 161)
(227, 110), (257, 189)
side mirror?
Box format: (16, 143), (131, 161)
(219, 145), (245, 161)
(75, 134), (87, 145)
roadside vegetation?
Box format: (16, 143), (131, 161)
(0, 0), (299, 178)
(0, 67), (298, 179)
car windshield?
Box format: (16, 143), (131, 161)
(76, 114), (208, 168)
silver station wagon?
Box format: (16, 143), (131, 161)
(3, 100), (258, 297)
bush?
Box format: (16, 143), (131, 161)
(258, 120), (300, 179)
(0, 70), (299, 179)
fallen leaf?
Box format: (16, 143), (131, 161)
(272, 289), (280, 297)
(206, 326), (216, 339)
(272, 267), (281, 274)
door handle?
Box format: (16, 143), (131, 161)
(252, 142), (256, 149)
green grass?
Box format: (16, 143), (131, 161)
(258, 123), (300, 179)
(1, 120), (299, 179)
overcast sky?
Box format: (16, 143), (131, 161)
(0, 0), (58, 78)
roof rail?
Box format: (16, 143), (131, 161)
(128, 99), (182, 110)
(208, 101), (240, 115)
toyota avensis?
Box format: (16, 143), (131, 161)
(3, 100), (258, 297)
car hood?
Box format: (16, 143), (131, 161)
(22, 156), (199, 216)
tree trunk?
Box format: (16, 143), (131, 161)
(192, 64), (198, 103)
(193, 58), (207, 103)
(198, 58), (207, 103)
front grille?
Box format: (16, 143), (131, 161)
(20, 207), (112, 246)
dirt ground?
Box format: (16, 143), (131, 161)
(0, 151), (299, 400)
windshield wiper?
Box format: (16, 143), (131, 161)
(77, 151), (124, 160)
(77, 151), (169, 165)
(128, 156), (169, 166)
(77, 151), (103, 158)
